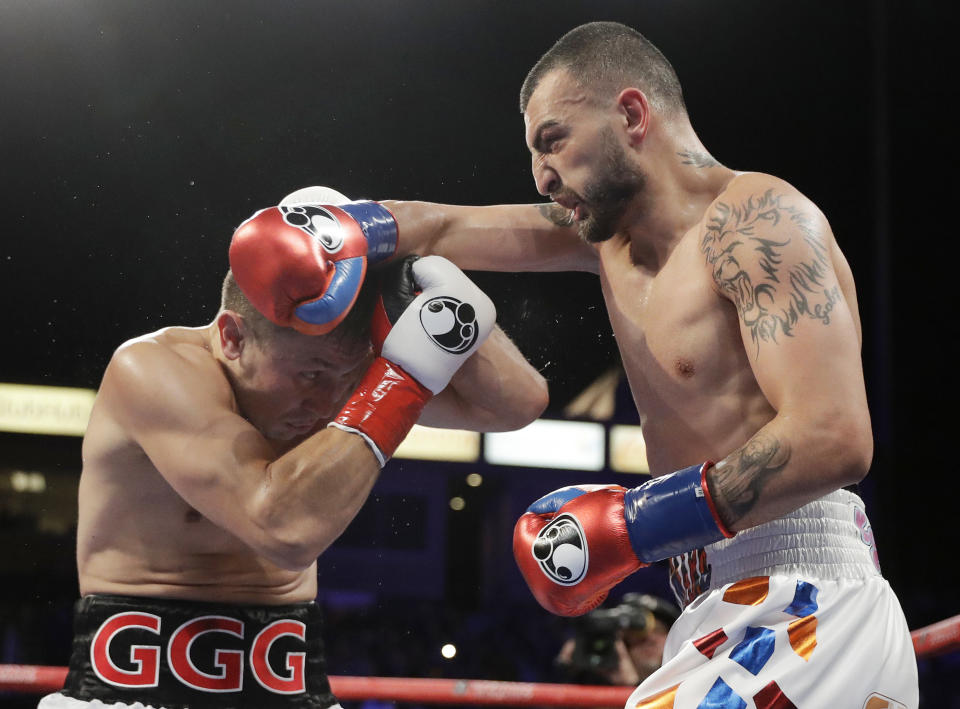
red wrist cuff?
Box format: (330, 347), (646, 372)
(700, 461), (736, 539)
(331, 357), (431, 465)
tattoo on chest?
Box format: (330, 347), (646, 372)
(712, 432), (791, 525)
(537, 203), (575, 227)
(700, 189), (840, 349)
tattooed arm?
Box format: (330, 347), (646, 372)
(382, 200), (599, 273)
(701, 174), (872, 532)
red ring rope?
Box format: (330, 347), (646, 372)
(0, 668), (634, 705)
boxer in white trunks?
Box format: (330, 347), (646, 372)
(506, 22), (918, 708)
(356, 20), (918, 709)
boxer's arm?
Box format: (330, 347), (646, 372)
(103, 341), (381, 571)
(418, 325), (548, 431)
(382, 200), (600, 274)
(702, 174), (872, 532)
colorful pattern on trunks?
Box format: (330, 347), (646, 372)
(668, 548), (711, 608)
(633, 577), (820, 707)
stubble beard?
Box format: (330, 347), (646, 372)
(577, 131), (646, 244)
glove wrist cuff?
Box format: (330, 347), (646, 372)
(337, 201), (398, 263)
(329, 357), (431, 467)
(623, 461), (735, 563)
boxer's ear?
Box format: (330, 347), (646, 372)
(617, 88), (650, 147)
(217, 311), (246, 359)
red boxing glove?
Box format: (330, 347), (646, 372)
(228, 205), (368, 335)
(228, 199), (397, 335)
(513, 485), (648, 617)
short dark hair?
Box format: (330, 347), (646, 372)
(220, 270), (375, 345)
(520, 21), (686, 116)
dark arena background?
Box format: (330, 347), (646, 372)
(1, 0), (957, 706)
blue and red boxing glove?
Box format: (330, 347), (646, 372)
(513, 462), (734, 616)
(228, 186), (398, 335)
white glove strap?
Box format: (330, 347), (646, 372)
(327, 422), (387, 468)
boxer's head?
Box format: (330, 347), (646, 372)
(216, 270), (375, 440)
(520, 22), (686, 243)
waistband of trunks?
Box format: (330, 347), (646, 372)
(704, 489), (883, 589)
(60, 593), (337, 709)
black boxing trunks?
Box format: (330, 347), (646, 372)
(47, 594), (338, 709)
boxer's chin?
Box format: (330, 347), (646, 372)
(578, 163), (644, 244)
(579, 214), (618, 244)
(578, 198), (634, 243)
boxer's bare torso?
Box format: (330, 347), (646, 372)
(78, 325), (334, 604)
(396, 167), (868, 531)
(505, 66), (872, 530)
(591, 172), (862, 476)
(399, 171), (863, 477)
(78, 292), (548, 606)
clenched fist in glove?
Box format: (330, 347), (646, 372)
(514, 462), (734, 616)
(228, 187), (398, 335)
(329, 255), (496, 466)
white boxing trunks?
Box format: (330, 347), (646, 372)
(627, 490), (918, 708)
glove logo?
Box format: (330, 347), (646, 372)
(532, 513), (588, 586)
(419, 297), (478, 354)
(279, 205), (344, 254)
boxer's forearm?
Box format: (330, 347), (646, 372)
(707, 413), (871, 532)
(255, 428), (382, 569)
(382, 200), (597, 273)
(419, 326), (548, 432)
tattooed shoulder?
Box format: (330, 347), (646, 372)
(700, 188), (839, 348)
(537, 203), (574, 227)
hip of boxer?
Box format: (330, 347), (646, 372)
(668, 488), (883, 609)
(634, 491), (918, 708)
(39, 594), (339, 709)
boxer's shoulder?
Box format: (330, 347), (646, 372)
(103, 326), (233, 418)
(709, 171), (824, 217)
(698, 171), (831, 269)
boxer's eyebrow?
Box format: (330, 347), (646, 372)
(530, 120), (560, 154)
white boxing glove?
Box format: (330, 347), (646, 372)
(373, 255), (496, 394)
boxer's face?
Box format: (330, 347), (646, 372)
(234, 330), (372, 441)
(525, 70), (644, 243)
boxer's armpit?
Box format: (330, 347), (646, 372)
(537, 203), (575, 227)
(708, 431), (791, 527)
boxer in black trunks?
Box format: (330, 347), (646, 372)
(40, 195), (559, 708)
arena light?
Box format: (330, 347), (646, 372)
(0, 383), (97, 437)
(609, 424), (651, 474)
(393, 425), (481, 462)
(484, 419), (605, 471)
(9, 470), (47, 493)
